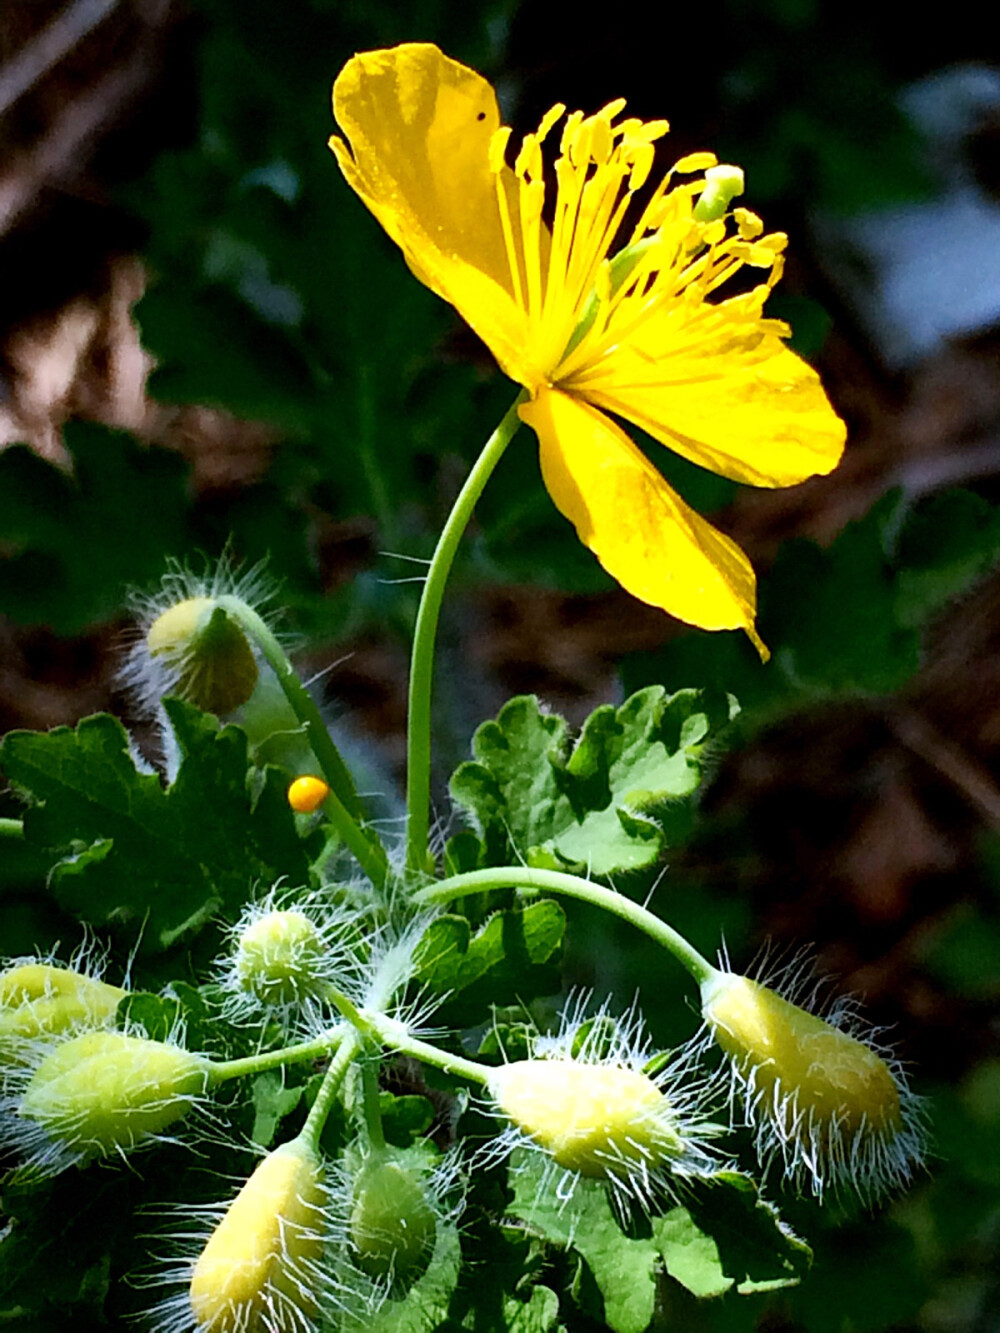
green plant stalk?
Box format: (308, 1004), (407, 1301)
(319, 981), (491, 1085)
(218, 595), (388, 887)
(299, 1028), (361, 1153)
(359, 1057), (386, 1152)
(0, 819), (24, 839)
(207, 1024), (348, 1084)
(362, 1008), (492, 1086)
(415, 866), (716, 986)
(405, 391), (527, 875)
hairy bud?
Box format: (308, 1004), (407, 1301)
(189, 1139), (328, 1332)
(17, 1030), (209, 1165)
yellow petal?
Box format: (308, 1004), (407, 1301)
(521, 388), (768, 657)
(575, 328), (846, 489)
(331, 44), (528, 379)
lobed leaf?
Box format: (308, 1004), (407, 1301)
(0, 699), (309, 952)
(450, 688), (736, 877)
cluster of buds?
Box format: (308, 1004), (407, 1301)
(1, 954), (124, 1055)
(1, 953), (212, 1178)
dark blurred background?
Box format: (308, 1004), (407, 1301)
(2, 1), (1000, 1329)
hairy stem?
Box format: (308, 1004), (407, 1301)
(299, 1029), (361, 1153)
(218, 595), (388, 887)
(207, 1025), (348, 1084)
(405, 391), (527, 875)
(415, 866), (716, 986)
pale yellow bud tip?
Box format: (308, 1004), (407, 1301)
(701, 969), (924, 1201)
(1, 963), (124, 1046)
(702, 973), (900, 1134)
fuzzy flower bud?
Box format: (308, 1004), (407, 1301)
(701, 968), (925, 1202)
(16, 1030), (209, 1165)
(485, 998), (723, 1216)
(490, 1059), (684, 1178)
(0, 962), (125, 1048)
(189, 1138), (328, 1332)
(234, 909), (328, 1007)
(146, 597), (258, 715)
(349, 1150), (437, 1290)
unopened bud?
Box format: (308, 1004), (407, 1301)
(701, 969), (925, 1200)
(18, 1030), (209, 1160)
(489, 1058), (685, 1179)
(234, 910), (327, 1007)
(0, 963), (125, 1048)
(349, 1151), (437, 1290)
(146, 598), (258, 715)
(189, 1138), (327, 1331)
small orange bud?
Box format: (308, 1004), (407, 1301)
(287, 776), (330, 814)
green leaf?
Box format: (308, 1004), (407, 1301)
(0, 426), (192, 634)
(505, 1154), (657, 1333)
(115, 992), (182, 1043)
(413, 901), (565, 1012)
(348, 1219), (462, 1333)
(502, 1283), (561, 1332)
(894, 489), (1000, 627)
(450, 688), (736, 877)
(379, 1092), (435, 1148)
(657, 1173), (811, 1296)
(624, 487), (1000, 725)
(0, 701), (309, 951)
(506, 1157), (808, 1330)
(250, 1070), (303, 1146)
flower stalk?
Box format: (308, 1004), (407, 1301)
(217, 595), (389, 887)
(405, 390), (526, 873)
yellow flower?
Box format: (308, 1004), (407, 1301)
(330, 43), (846, 656)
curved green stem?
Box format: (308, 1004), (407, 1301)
(219, 595), (388, 887)
(405, 391), (527, 875)
(299, 1028), (361, 1153)
(414, 866), (716, 987)
(206, 1025), (348, 1085)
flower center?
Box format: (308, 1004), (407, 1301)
(488, 102), (788, 394)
